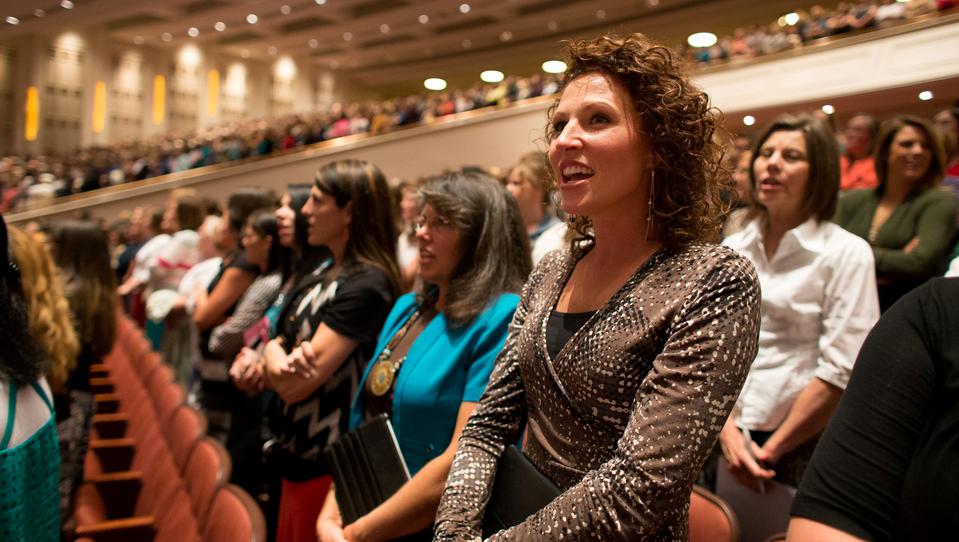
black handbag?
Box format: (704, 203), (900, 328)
(482, 445), (562, 538)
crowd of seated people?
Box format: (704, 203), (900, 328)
(683, 0), (957, 65)
(5, 30), (959, 542)
(2, 1), (957, 216)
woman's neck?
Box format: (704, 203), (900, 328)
(763, 211), (806, 260)
(435, 281), (450, 312)
(882, 174), (914, 205)
(589, 210), (661, 267)
(326, 234), (348, 270)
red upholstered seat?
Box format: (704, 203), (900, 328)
(690, 485), (740, 542)
(202, 485), (267, 542)
(184, 437), (232, 530)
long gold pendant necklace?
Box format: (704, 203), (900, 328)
(366, 308), (423, 397)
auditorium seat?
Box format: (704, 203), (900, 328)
(166, 405), (208, 473)
(184, 437), (232, 530)
(690, 485), (740, 542)
(202, 484), (267, 542)
(153, 380), (187, 431)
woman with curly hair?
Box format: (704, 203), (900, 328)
(434, 34), (761, 541)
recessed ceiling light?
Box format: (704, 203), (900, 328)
(246, 14), (258, 24)
(821, 104), (835, 115)
(343, 32), (353, 41)
(595, 9), (606, 20)
(133, 35), (145, 45)
(459, 3), (471, 14)
(60, 0), (74, 9)
(462, 39), (472, 49)
(541, 60), (567, 74)
(500, 31), (513, 42)
(743, 115), (756, 126)
(919, 90), (934, 101)
(687, 32), (718, 48)
(214, 21), (226, 32)
(481, 70), (504, 83)
(34, 9), (46, 17)
(547, 21), (559, 31)
(309, 39), (318, 48)
(280, 5), (291, 15)
(268, 46), (278, 56)
(424, 78), (447, 91)
(187, 27), (199, 37)
(5, 16), (19, 25)
(161, 32), (173, 42)
(418, 14), (429, 24)
(380, 24), (390, 33)
(784, 12), (800, 25)
(315, 0), (327, 4)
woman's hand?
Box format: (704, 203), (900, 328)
(287, 341), (319, 378)
(718, 418), (775, 492)
(230, 347), (265, 392)
(317, 490), (350, 542)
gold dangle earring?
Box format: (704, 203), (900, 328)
(645, 169), (655, 241)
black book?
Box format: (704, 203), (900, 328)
(323, 414), (411, 524)
(482, 445), (562, 538)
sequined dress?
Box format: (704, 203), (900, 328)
(434, 243), (761, 541)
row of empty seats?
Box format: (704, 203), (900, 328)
(69, 312), (266, 542)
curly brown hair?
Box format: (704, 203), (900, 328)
(548, 33), (730, 249)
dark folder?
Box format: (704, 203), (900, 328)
(482, 445), (562, 538)
(323, 414), (411, 524)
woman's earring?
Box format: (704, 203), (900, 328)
(645, 170), (656, 241)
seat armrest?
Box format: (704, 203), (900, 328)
(94, 393), (121, 414)
(74, 515), (155, 542)
(88, 471), (144, 519)
(90, 377), (115, 395)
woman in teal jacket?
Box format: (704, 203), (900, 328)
(316, 171), (533, 542)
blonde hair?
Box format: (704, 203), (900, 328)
(8, 226), (79, 391)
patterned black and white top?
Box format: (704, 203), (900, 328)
(434, 244), (761, 541)
(271, 263), (395, 481)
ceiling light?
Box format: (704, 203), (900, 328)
(380, 24), (390, 33)
(280, 5), (291, 15)
(316, 0), (327, 4)
(919, 90), (934, 101)
(687, 32), (718, 48)
(161, 32), (173, 42)
(246, 14), (258, 24)
(500, 31), (513, 42)
(481, 70), (504, 83)
(133, 35), (145, 45)
(187, 27), (199, 37)
(595, 9), (606, 20)
(343, 32), (353, 41)
(275, 57), (296, 79)
(34, 9), (46, 17)
(821, 104), (835, 115)
(5, 16), (19, 25)
(743, 115), (756, 126)
(647, 0), (660, 6)
(784, 12), (800, 25)
(418, 14), (429, 24)
(214, 21), (226, 32)
(459, 3), (471, 14)
(462, 39), (472, 49)
(541, 60), (567, 74)
(547, 21), (559, 31)
(308, 39), (318, 48)
(268, 46), (278, 56)
(60, 0), (74, 9)
(424, 78), (447, 91)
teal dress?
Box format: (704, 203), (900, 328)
(0, 381), (60, 541)
(350, 292), (519, 475)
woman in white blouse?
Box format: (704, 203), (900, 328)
(721, 115), (880, 490)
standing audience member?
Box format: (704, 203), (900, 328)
(434, 34), (761, 541)
(840, 113), (879, 191)
(316, 172), (531, 542)
(723, 149), (755, 238)
(504, 152), (566, 265)
(261, 160), (401, 542)
(787, 278), (959, 541)
(834, 115), (957, 311)
(0, 214), (61, 542)
(721, 116), (879, 497)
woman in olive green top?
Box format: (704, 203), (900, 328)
(834, 115), (956, 311)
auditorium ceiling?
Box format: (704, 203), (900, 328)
(0, 0), (828, 94)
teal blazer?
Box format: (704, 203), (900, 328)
(350, 292), (519, 475)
